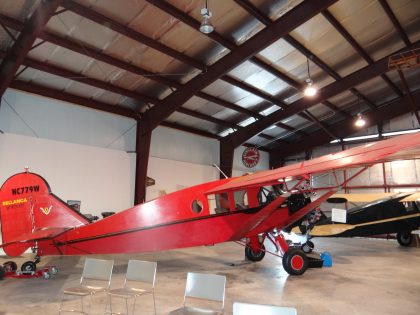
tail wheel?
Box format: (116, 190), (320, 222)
(282, 249), (308, 276)
(245, 244), (266, 262)
(3, 261), (17, 272)
(397, 232), (413, 247)
(21, 261), (37, 273)
(301, 241), (314, 253)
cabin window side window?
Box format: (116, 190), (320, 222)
(233, 190), (248, 210)
(206, 193), (231, 214)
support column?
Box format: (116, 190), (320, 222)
(134, 121), (152, 204)
(219, 139), (234, 179)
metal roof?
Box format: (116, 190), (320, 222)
(0, 0), (419, 160)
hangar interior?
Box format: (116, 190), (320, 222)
(0, 0), (419, 314)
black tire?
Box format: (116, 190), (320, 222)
(3, 261), (17, 272)
(301, 241), (314, 254)
(245, 244), (266, 262)
(282, 249), (308, 276)
(0, 266), (5, 280)
(21, 261), (37, 272)
(397, 232), (413, 247)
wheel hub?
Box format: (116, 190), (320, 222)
(291, 255), (304, 270)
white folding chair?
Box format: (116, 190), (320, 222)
(168, 272), (226, 315)
(106, 260), (157, 315)
(233, 302), (297, 315)
(59, 258), (114, 315)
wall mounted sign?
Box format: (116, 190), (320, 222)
(242, 147), (260, 168)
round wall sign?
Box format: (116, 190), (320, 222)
(242, 147), (260, 168)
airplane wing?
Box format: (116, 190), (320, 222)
(207, 133), (420, 194)
(401, 192), (420, 202)
(329, 193), (398, 203)
(0, 227), (70, 248)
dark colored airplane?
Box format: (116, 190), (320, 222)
(288, 193), (420, 252)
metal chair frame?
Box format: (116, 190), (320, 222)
(168, 272), (226, 315)
(106, 260), (157, 315)
(59, 258), (114, 315)
(233, 302), (297, 315)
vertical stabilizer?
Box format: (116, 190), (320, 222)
(0, 172), (89, 257)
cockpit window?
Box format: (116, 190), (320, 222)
(233, 190), (248, 210)
(215, 193), (230, 213)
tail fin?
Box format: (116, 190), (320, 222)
(0, 172), (89, 257)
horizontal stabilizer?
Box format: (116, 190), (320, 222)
(0, 227), (70, 248)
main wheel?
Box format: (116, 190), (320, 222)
(245, 244), (266, 262)
(301, 240), (314, 254)
(21, 261), (37, 273)
(3, 261), (17, 272)
(282, 249), (308, 276)
(397, 232), (413, 247)
(0, 266), (5, 280)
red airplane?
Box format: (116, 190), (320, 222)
(1, 133), (420, 278)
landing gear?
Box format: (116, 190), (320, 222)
(245, 235), (267, 262)
(1, 254), (57, 279)
(282, 249), (308, 276)
(245, 244), (266, 261)
(3, 261), (17, 272)
(0, 266), (5, 280)
(397, 231), (413, 247)
(21, 261), (37, 273)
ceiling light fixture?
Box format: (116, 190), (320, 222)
(304, 57), (317, 97)
(354, 95), (366, 128)
(200, 0), (214, 34)
(355, 113), (366, 127)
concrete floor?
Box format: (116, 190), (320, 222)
(0, 237), (419, 315)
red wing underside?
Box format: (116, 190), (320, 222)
(207, 133), (420, 194)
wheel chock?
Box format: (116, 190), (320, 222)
(321, 251), (332, 267)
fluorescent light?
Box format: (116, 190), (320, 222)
(383, 129), (420, 136)
(329, 128), (420, 144)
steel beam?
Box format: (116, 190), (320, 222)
(224, 41), (420, 148)
(160, 121), (221, 140)
(220, 140), (235, 179)
(138, 0), (338, 134)
(61, 0), (205, 71)
(148, 0), (348, 124)
(0, 0), (60, 98)
(64, 0), (302, 123)
(378, 0), (411, 46)
(302, 110), (336, 140)
(322, 9), (402, 96)
(270, 91), (420, 165)
(0, 13), (292, 130)
(9, 80), (137, 118)
(397, 70), (420, 124)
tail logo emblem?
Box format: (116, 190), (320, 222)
(40, 206), (52, 215)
